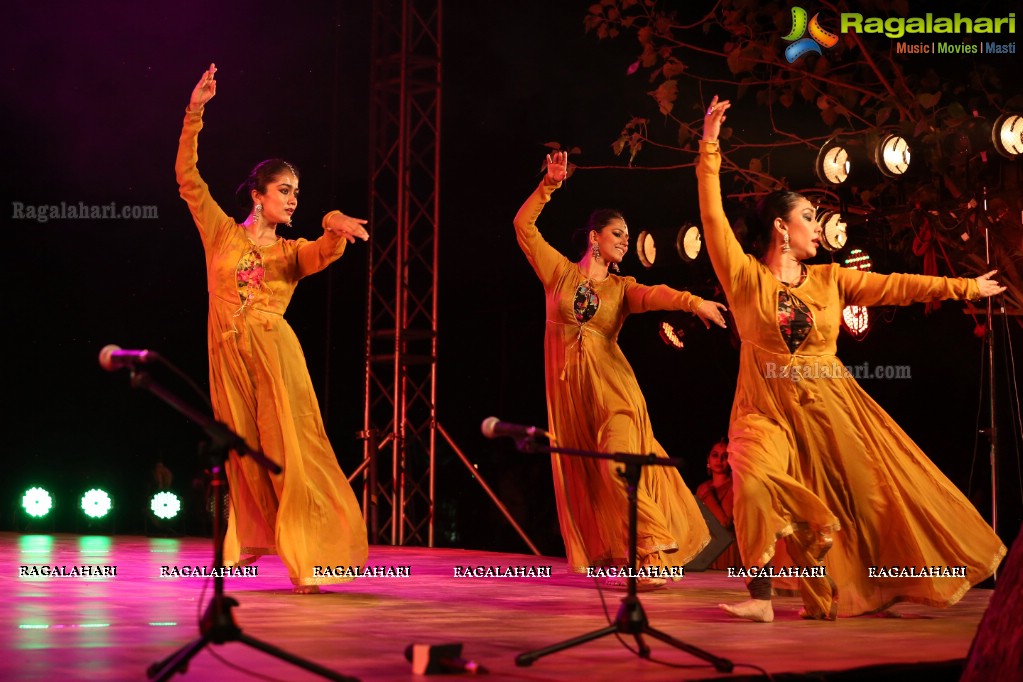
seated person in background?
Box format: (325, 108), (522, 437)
(696, 439), (740, 570)
(696, 439), (798, 590)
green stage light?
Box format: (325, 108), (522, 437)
(81, 489), (112, 519)
(22, 487), (53, 518)
(150, 492), (181, 520)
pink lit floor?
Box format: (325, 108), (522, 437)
(2, 534), (989, 681)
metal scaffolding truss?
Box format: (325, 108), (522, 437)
(359, 0), (441, 546)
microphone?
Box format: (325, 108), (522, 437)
(404, 643), (488, 675)
(480, 416), (548, 441)
(98, 344), (160, 371)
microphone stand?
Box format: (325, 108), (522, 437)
(513, 439), (732, 672)
(119, 366), (358, 682)
(980, 188), (1002, 543)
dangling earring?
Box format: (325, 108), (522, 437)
(782, 232), (791, 253)
(591, 242), (601, 261)
(254, 203), (264, 225)
(609, 261), (620, 274)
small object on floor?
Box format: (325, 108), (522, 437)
(405, 643), (489, 675)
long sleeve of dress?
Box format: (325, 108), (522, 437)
(697, 140), (750, 300)
(623, 279), (704, 314)
(514, 179), (568, 288)
(175, 107), (234, 248)
(835, 265), (980, 307)
(293, 213), (348, 278)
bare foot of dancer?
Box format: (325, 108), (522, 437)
(293, 585), (321, 594)
(719, 599), (774, 623)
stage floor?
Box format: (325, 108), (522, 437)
(3, 534), (989, 681)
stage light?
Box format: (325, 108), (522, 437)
(81, 489), (112, 519)
(873, 134), (911, 177)
(842, 248), (872, 338)
(992, 114), (1022, 159)
(22, 487), (53, 518)
(815, 138), (851, 185)
(636, 231), (657, 267)
(150, 492), (181, 520)
(658, 321), (685, 350)
(817, 211), (848, 252)
(680, 225), (702, 261)
(635, 225), (701, 268)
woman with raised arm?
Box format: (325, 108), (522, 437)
(697, 95), (1006, 621)
(514, 151), (727, 587)
(176, 64), (369, 593)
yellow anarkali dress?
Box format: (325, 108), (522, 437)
(176, 108), (368, 587)
(514, 178), (710, 574)
(696, 140), (1005, 617)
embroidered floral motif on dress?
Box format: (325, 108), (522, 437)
(574, 281), (600, 324)
(236, 246), (266, 306)
(778, 290), (813, 353)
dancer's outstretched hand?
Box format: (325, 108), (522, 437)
(189, 63), (217, 112)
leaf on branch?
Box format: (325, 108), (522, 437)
(678, 125), (692, 147)
(945, 102), (967, 121)
(917, 92), (941, 109)
(749, 158), (763, 173)
(726, 45), (758, 75)
(801, 79), (816, 102)
(780, 91), (794, 108)
(875, 107), (892, 126)
(629, 140), (643, 165)
(544, 142), (562, 150)
(570, 146), (582, 155)
(612, 136), (626, 156)
(649, 79), (679, 115)
(821, 106), (838, 127)
(662, 57), (685, 79)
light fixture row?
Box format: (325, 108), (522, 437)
(20, 487), (181, 521)
(815, 113), (1021, 186)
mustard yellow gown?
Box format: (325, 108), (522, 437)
(514, 178), (710, 573)
(176, 108), (368, 586)
(696, 140), (1005, 617)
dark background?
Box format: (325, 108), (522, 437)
(4, 1), (1020, 552)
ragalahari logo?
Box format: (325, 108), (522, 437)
(782, 7), (839, 63)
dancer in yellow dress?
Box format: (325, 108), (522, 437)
(697, 95), (1006, 620)
(514, 151), (726, 585)
(176, 64), (369, 592)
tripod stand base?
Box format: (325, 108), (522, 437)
(147, 595), (359, 682)
(516, 594), (732, 673)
